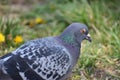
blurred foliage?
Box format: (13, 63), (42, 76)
(0, 0), (120, 79)
(0, 18), (24, 53)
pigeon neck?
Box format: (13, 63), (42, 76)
(57, 35), (81, 65)
(58, 33), (80, 48)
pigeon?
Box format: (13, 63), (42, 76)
(0, 23), (91, 80)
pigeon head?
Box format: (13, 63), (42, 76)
(73, 23), (92, 43)
(59, 23), (92, 45)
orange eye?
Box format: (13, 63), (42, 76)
(80, 28), (86, 34)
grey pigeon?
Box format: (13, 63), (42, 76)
(0, 23), (91, 80)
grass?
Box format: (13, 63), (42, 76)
(0, 0), (120, 79)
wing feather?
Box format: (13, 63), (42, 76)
(2, 38), (71, 80)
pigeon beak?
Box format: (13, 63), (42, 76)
(85, 34), (92, 42)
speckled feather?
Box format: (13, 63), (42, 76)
(1, 37), (71, 80)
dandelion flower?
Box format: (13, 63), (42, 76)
(35, 17), (44, 24)
(14, 35), (23, 44)
(29, 20), (35, 27)
(0, 33), (5, 43)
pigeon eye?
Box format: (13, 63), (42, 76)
(80, 28), (86, 34)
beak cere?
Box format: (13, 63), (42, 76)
(85, 34), (92, 42)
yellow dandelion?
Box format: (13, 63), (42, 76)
(24, 20), (35, 28)
(29, 20), (35, 27)
(35, 17), (44, 24)
(0, 33), (5, 43)
(14, 35), (23, 44)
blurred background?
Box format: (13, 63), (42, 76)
(0, 0), (120, 80)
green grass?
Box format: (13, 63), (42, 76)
(0, 0), (120, 79)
